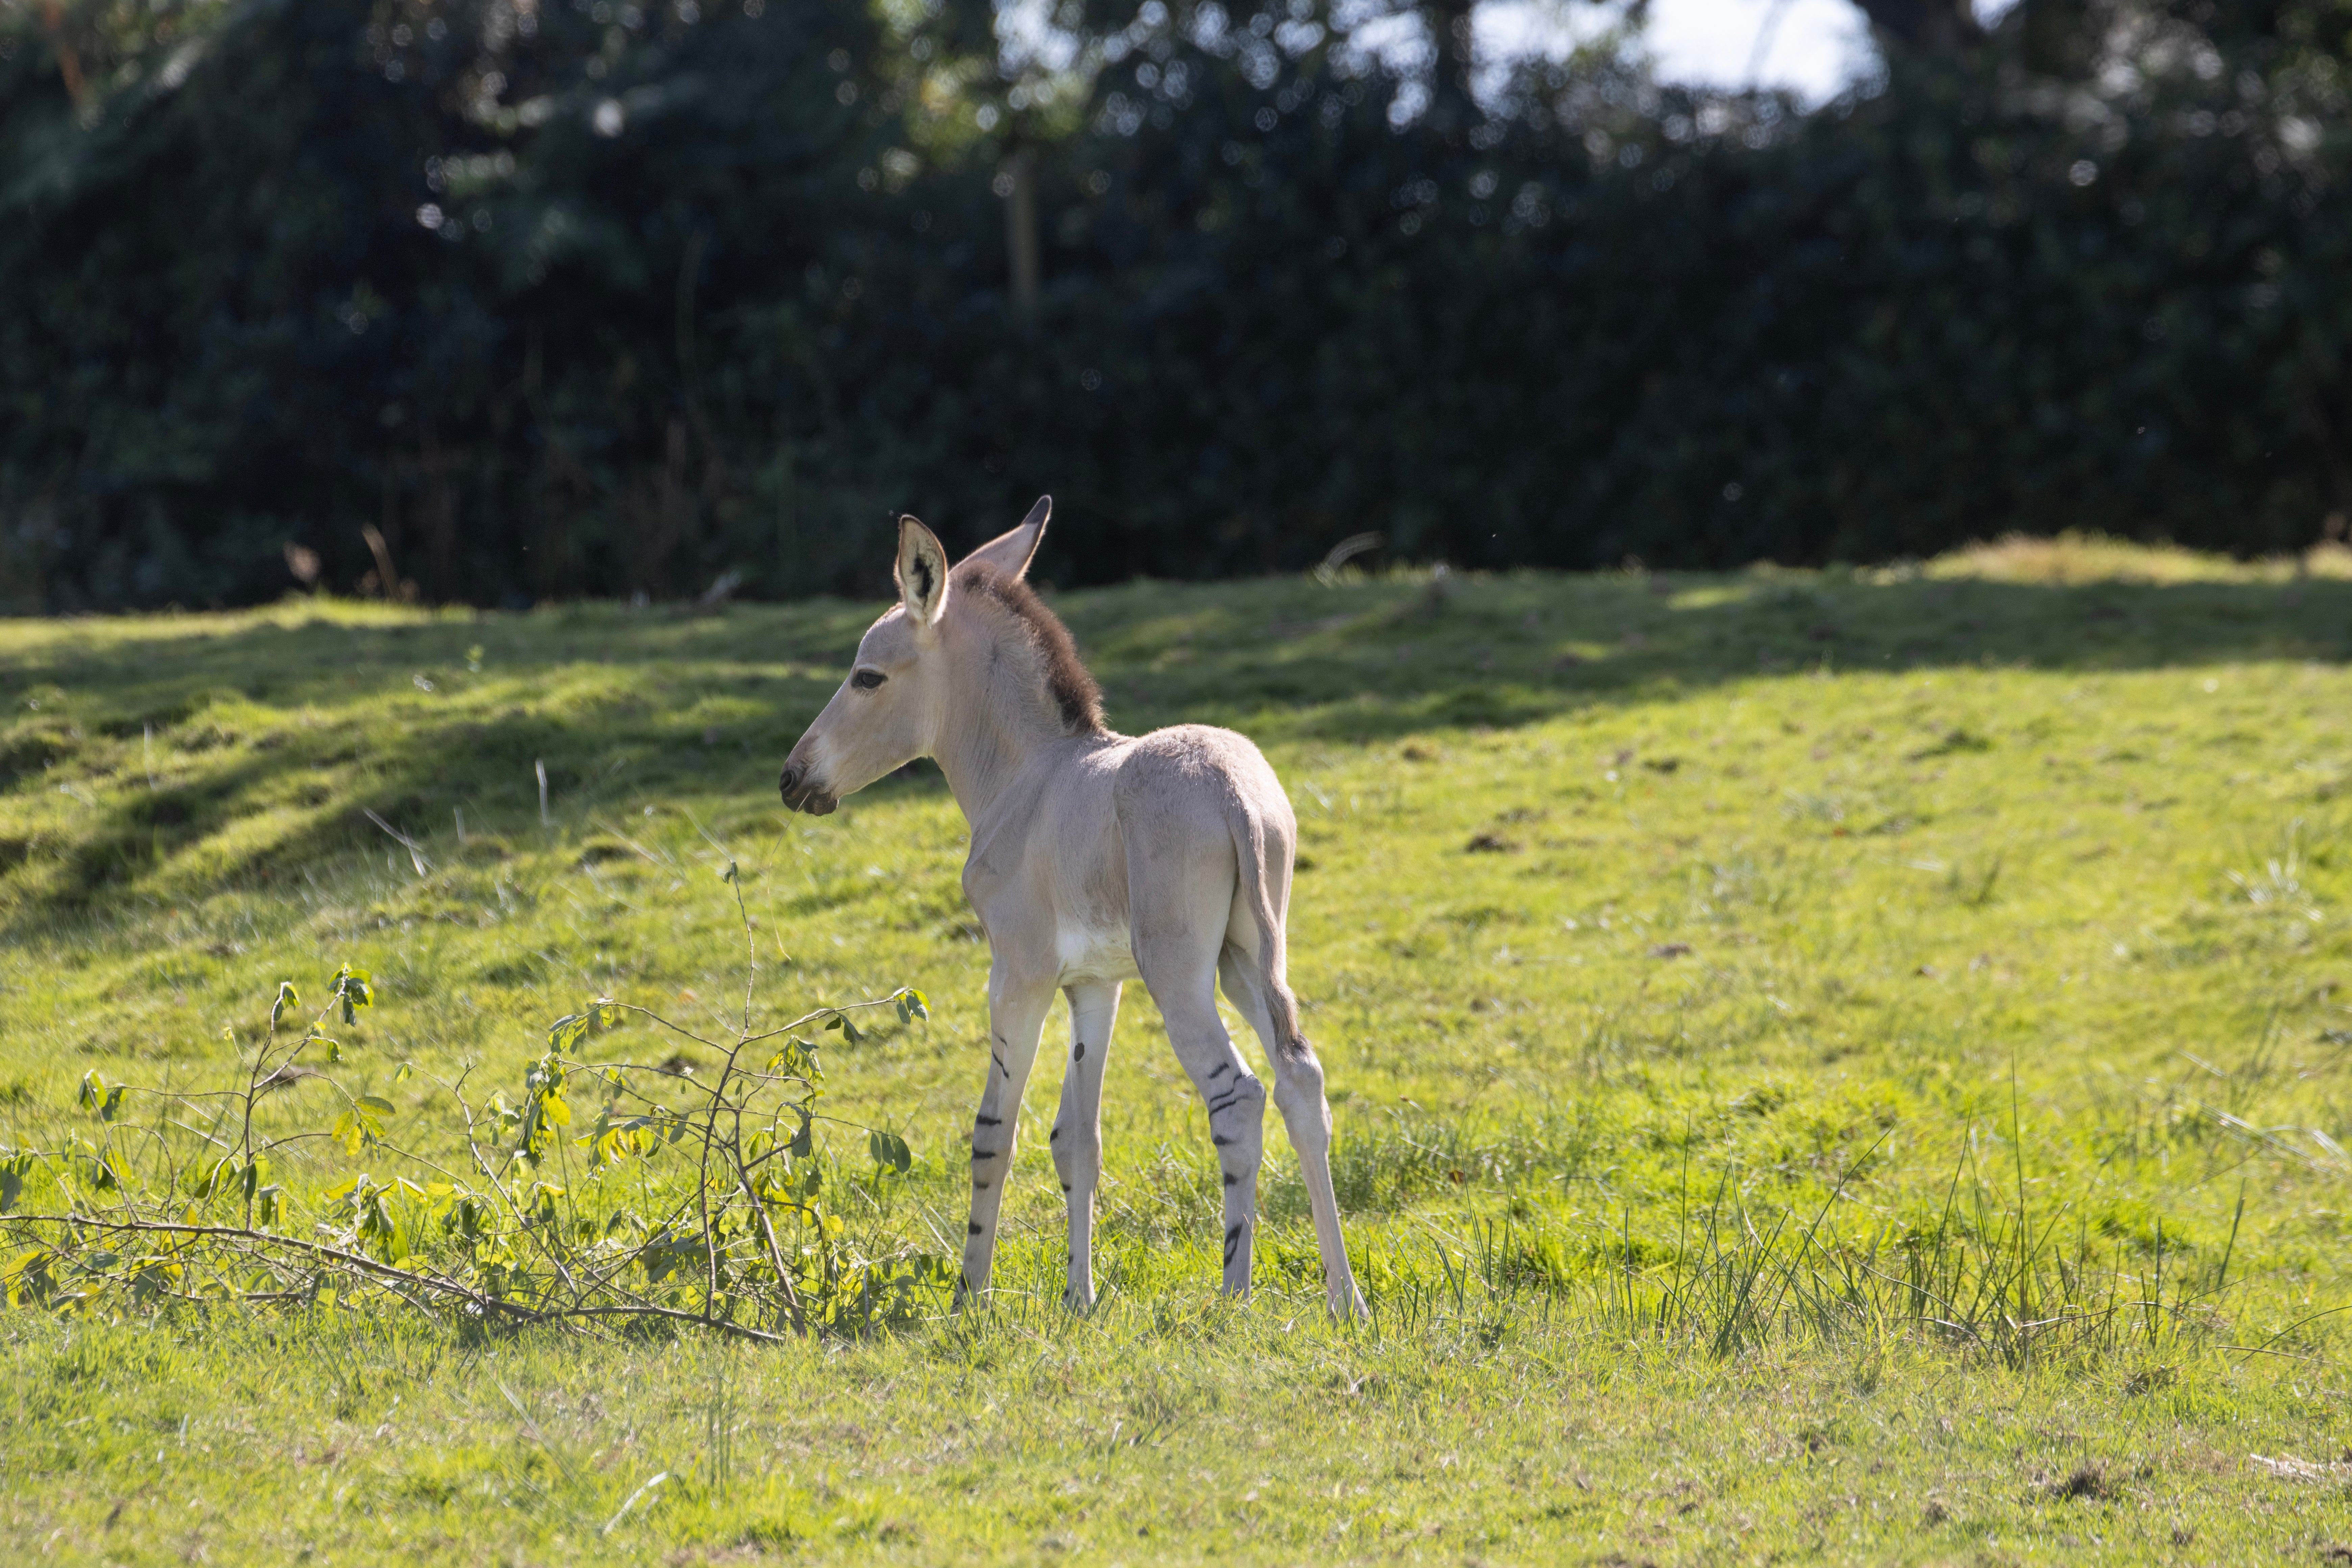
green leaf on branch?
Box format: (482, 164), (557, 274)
(204, 1154), (271, 1204)
(525, 1183), (565, 1224)
(514, 1052), (572, 1162)
(483, 1092), (521, 1143)
(330, 1176), (408, 1262)
(333, 965), (373, 1025)
(443, 1195), (490, 1240)
(764, 1036), (822, 1082)
(270, 981), (299, 1030)
(331, 1095), (394, 1156)
(549, 1000), (628, 1057)
(868, 1129), (912, 1176)
(77, 1071), (128, 1124)
(4, 1246), (59, 1307)
(581, 1106), (667, 1169)
(0, 1153), (32, 1215)
(894, 988), (930, 1024)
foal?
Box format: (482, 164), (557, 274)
(777, 501), (1365, 1317)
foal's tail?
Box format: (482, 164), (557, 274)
(1224, 797), (1311, 1062)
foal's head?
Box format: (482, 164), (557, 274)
(777, 498), (1071, 815)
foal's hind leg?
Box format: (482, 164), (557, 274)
(1219, 948), (1366, 1319)
(1050, 979), (1121, 1310)
(1133, 946), (1266, 1296)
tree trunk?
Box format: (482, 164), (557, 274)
(1850, 0), (1981, 53)
(1419, 0), (1477, 138)
(1004, 149), (1040, 319)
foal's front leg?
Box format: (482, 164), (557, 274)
(958, 965), (1055, 1306)
(1050, 980), (1121, 1310)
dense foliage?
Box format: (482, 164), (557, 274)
(3, 0), (2348, 609)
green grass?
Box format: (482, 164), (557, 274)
(3, 540), (2350, 1564)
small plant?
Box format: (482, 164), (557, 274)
(2228, 818), (2320, 919)
(0, 885), (949, 1341)
(1946, 851), (2004, 907)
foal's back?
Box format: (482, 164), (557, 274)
(969, 722), (1294, 990)
(1109, 723), (1295, 971)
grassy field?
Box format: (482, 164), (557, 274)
(3, 537), (2351, 1564)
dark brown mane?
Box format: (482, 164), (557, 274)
(954, 561), (1106, 735)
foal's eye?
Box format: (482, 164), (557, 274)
(851, 669), (887, 691)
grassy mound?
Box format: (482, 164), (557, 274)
(2, 539), (2348, 1563)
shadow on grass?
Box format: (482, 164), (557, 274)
(13, 571), (2352, 727)
(4, 570), (2349, 930)
(1064, 570), (2352, 742)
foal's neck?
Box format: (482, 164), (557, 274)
(928, 608), (1081, 824)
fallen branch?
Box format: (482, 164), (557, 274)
(0, 894), (946, 1341)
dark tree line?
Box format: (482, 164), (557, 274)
(2, 0), (2347, 610)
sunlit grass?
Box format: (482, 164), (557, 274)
(1916, 532), (2352, 586)
(2, 537), (2349, 1563)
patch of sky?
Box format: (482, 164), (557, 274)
(988, 0), (1998, 109)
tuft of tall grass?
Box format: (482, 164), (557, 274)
(1311, 1117), (2289, 1371)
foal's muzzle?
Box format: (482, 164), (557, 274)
(777, 761), (837, 816)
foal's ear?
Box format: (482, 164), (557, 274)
(896, 516), (951, 629)
(957, 495), (1051, 580)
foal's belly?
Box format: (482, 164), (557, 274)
(1054, 921), (1140, 985)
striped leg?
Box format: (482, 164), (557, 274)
(1150, 980), (1266, 1296)
(1122, 803), (1273, 1298)
(1050, 980), (1122, 1310)
(957, 966), (1055, 1308)
(1220, 954), (1365, 1320)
